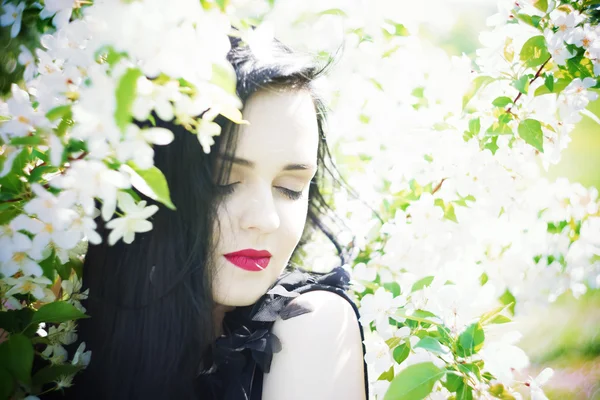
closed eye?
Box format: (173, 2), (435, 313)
(216, 183), (303, 200)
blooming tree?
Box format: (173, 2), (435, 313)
(0, 0), (599, 399)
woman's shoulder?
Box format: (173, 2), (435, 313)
(259, 268), (369, 399)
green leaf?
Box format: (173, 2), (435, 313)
(468, 118), (480, 135)
(214, 0), (229, 11)
(411, 276), (434, 292)
(544, 74), (554, 92)
(45, 105), (72, 122)
(535, 77), (569, 96)
(486, 120), (513, 136)
(31, 301), (89, 325)
(32, 364), (82, 387)
(378, 365), (395, 382)
(3, 334), (33, 386)
(414, 337), (448, 355)
(210, 62), (236, 95)
(492, 97), (513, 107)
(458, 362), (482, 380)
(383, 19), (409, 37)
(29, 165), (60, 183)
(434, 199), (458, 223)
(484, 136), (499, 154)
(489, 383), (517, 399)
(383, 282), (401, 298)
(456, 322), (485, 357)
(463, 76), (494, 109)
(517, 13), (542, 28)
(479, 303), (513, 325)
(457, 381), (474, 400)
(518, 119), (544, 152)
(127, 163), (176, 210)
(55, 260), (73, 281)
(384, 362), (445, 400)
(115, 68), (143, 133)
(533, 0), (548, 12)
(9, 135), (45, 146)
(512, 75), (530, 94)
(401, 309), (440, 328)
(488, 315), (512, 324)
(443, 372), (462, 392)
(436, 325), (453, 346)
(393, 343), (410, 364)
(38, 254), (57, 281)
(0, 308), (34, 333)
(499, 289), (516, 315)
(0, 366), (13, 400)
(319, 8), (348, 17)
(567, 56), (594, 79)
(0, 207), (21, 225)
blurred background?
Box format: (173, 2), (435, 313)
(425, 1), (600, 398)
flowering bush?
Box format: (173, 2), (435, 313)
(0, 0), (599, 399)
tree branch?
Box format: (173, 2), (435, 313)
(506, 56), (552, 114)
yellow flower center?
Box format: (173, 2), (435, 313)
(18, 116), (29, 124)
(43, 223), (54, 233)
(13, 252), (26, 264)
(22, 281), (36, 293)
(583, 37), (591, 48)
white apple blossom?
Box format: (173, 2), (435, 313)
(0, 84), (43, 140)
(0, 1), (25, 38)
(132, 77), (181, 121)
(359, 287), (406, 333)
(61, 275), (89, 312)
(544, 29), (575, 66)
(526, 368), (554, 400)
(18, 45), (37, 82)
(42, 321), (78, 364)
(479, 330), (530, 386)
(115, 125), (175, 170)
(39, 0), (76, 29)
(0, 233), (43, 277)
(51, 159), (131, 221)
(550, 9), (584, 39)
(558, 77), (599, 122)
(363, 331), (393, 377)
(351, 262), (378, 292)
(105, 192), (159, 245)
(4, 275), (54, 301)
(71, 342), (91, 367)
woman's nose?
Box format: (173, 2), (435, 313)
(239, 186), (280, 233)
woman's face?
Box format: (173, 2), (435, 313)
(212, 89), (319, 307)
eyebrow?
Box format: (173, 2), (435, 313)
(217, 154), (317, 172)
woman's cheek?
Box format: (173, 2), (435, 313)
(280, 199), (310, 243)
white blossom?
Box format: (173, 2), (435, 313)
(0, 1), (25, 38)
(18, 45), (37, 82)
(4, 275), (54, 301)
(105, 192), (159, 245)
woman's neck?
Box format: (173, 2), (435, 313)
(213, 303), (236, 339)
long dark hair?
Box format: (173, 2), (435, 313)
(63, 36), (353, 399)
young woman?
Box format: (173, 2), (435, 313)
(49, 36), (369, 400)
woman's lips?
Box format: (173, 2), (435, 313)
(223, 249), (272, 272)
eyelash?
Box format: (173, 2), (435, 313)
(216, 183), (303, 200)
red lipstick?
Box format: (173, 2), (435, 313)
(224, 249), (272, 272)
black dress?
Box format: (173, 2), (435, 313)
(196, 265), (370, 399)
(39, 266), (369, 399)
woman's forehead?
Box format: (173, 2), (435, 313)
(232, 89), (319, 167)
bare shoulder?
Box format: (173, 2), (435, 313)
(261, 290), (367, 400)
